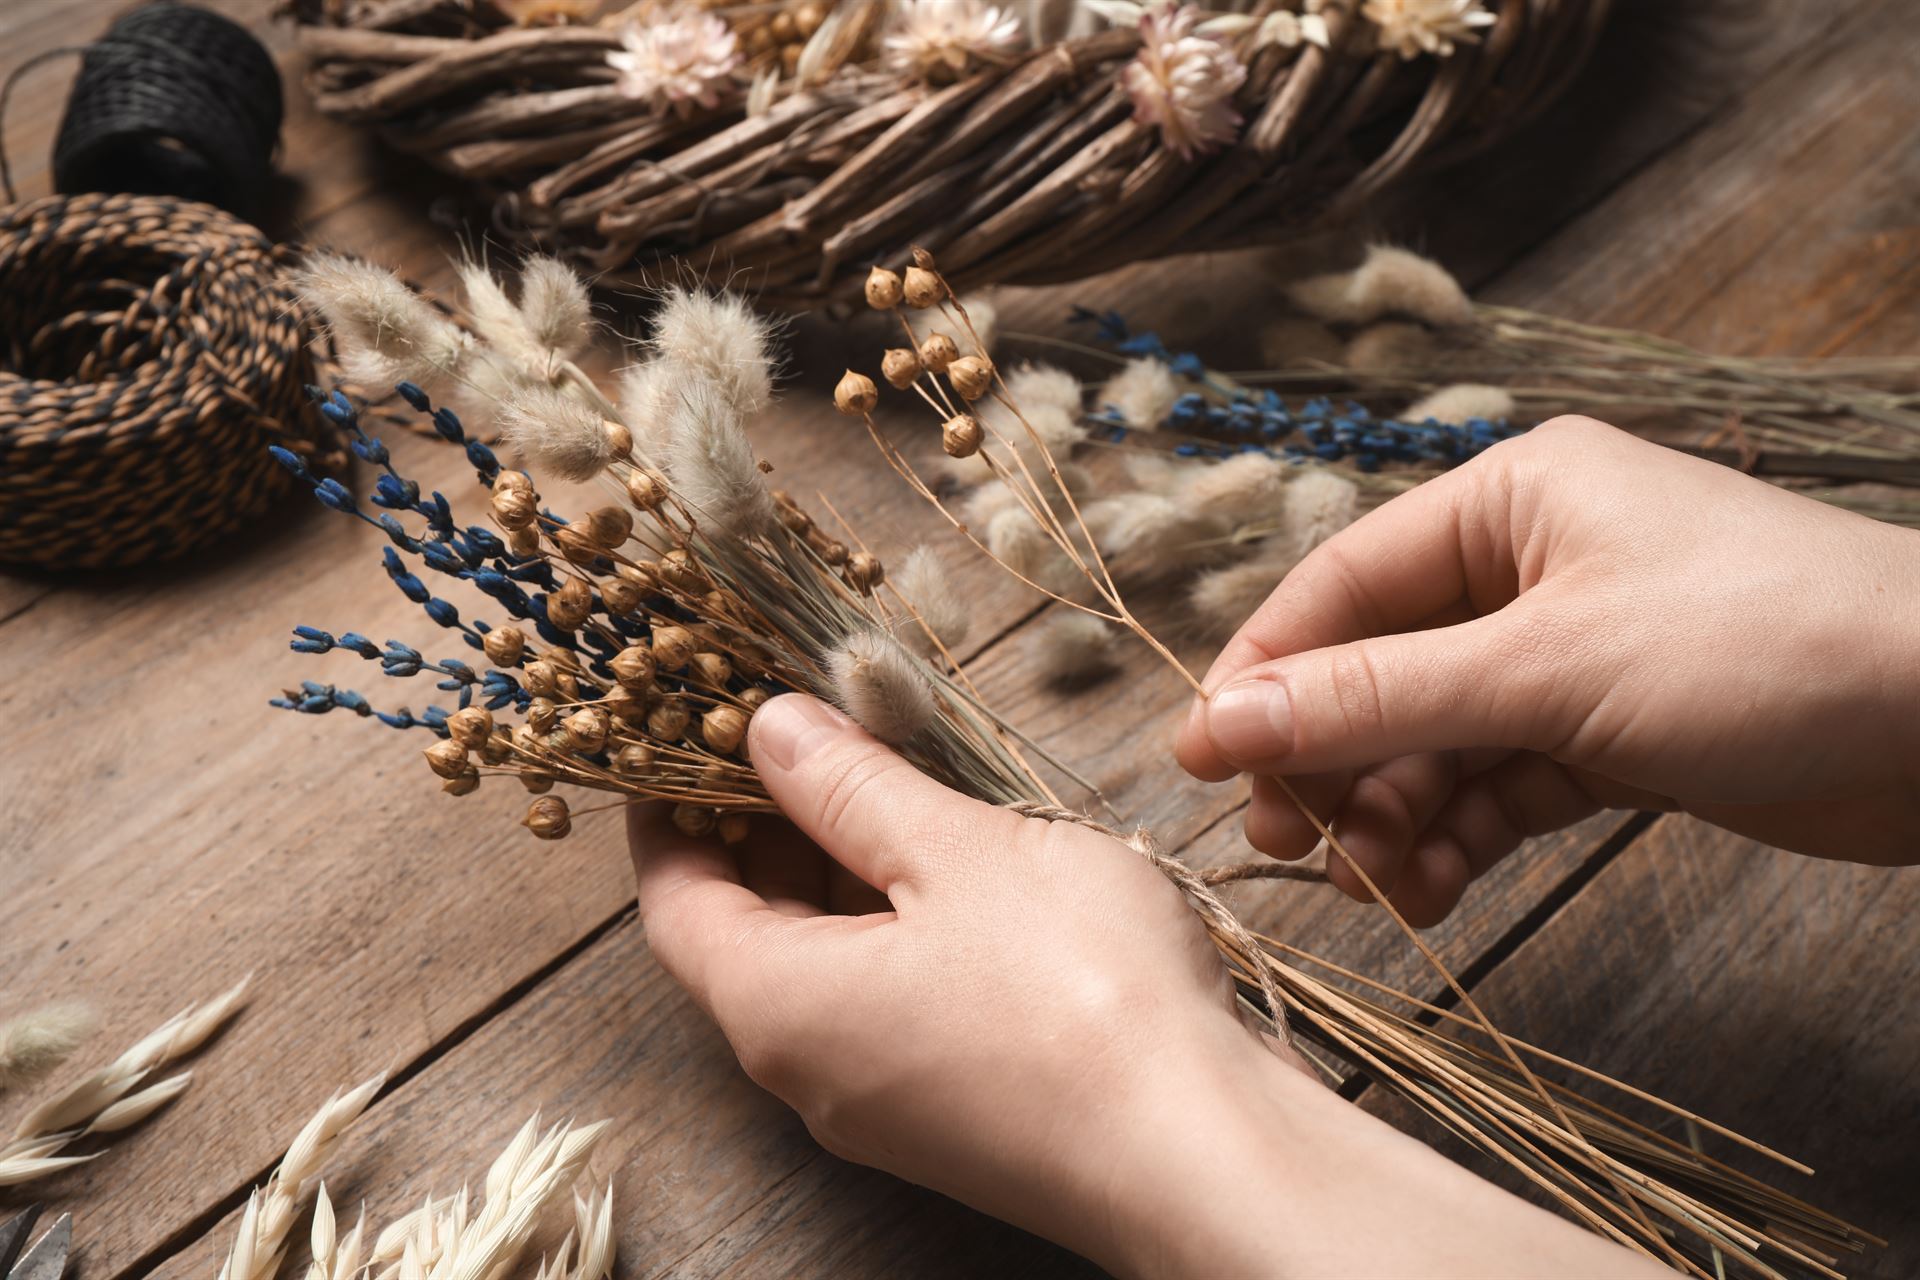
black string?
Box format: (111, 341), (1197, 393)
(0, 2), (282, 221)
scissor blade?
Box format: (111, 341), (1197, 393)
(12, 1214), (70, 1280)
(0, 1207), (41, 1276)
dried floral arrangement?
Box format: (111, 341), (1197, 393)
(220, 1079), (613, 1280)
(291, 0), (1610, 306)
(268, 246), (1880, 1276)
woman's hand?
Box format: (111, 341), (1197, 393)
(631, 693), (1666, 1278)
(1178, 417), (1920, 925)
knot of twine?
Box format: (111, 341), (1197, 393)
(1006, 802), (1328, 1044)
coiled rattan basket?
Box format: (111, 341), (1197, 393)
(294, 0), (1611, 309)
(0, 193), (341, 570)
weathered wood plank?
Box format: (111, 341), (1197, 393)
(1367, 818), (1920, 1277)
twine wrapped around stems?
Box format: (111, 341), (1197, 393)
(291, 0), (1613, 308)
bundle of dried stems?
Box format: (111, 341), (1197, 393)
(291, 0), (1609, 306)
(275, 247), (1875, 1276)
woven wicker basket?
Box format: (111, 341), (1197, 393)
(0, 193), (340, 570)
(294, 0), (1610, 309)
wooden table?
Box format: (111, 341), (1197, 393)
(3, 1), (1916, 1275)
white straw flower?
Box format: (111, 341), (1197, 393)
(499, 386), (612, 481)
(609, 10), (739, 117)
(664, 382), (777, 536)
(1403, 383), (1516, 426)
(828, 629), (937, 744)
(1121, 4), (1247, 159)
(1287, 244), (1473, 328)
(1363, 0), (1496, 59)
(883, 0), (1024, 84)
(892, 545), (971, 658)
(1096, 357), (1179, 430)
(650, 288), (776, 419)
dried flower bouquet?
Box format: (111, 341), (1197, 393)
(275, 250), (1873, 1276)
(292, 0), (1611, 305)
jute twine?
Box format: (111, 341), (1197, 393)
(0, 192), (342, 570)
(1007, 801), (1328, 1041)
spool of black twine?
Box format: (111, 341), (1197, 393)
(0, 2), (283, 222)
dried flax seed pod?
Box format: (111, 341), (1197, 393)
(611, 644), (657, 689)
(507, 525), (540, 558)
(614, 743), (656, 774)
(865, 267), (903, 309)
(585, 505), (633, 548)
(626, 467), (669, 510)
(673, 804), (716, 837)
(483, 626), (526, 666)
(480, 731), (513, 765)
(919, 332), (958, 374)
(527, 697), (558, 733)
(902, 266), (943, 308)
(690, 651), (732, 686)
(942, 414), (983, 458)
(834, 370), (878, 415)
(947, 356), (993, 401)
(492, 486), (537, 530)
(547, 578), (593, 631)
(658, 549), (703, 592)
(739, 686), (771, 709)
(648, 697), (692, 741)
(552, 525), (599, 566)
(601, 575), (643, 616)
(443, 768), (480, 796)
(424, 739), (469, 780)
(604, 420), (633, 459)
(844, 551), (884, 594)
(652, 625), (696, 671)
(881, 348), (923, 389)
(447, 706), (493, 748)
(524, 795), (571, 839)
(702, 705), (749, 753)
(563, 707), (610, 753)
(520, 772), (555, 794)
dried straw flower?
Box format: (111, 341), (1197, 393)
(1121, 4), (1247, 159)
(1363, 0), (1497, 59)
(0, 1002), (96, 1092)
(865, 266), (903, 309)
(499, 385), (612, 481)
(828, 629), (936, 744)
(834, 370), (879, 414)
(1404, 383), (1517, 426)
(650, 288), (776, 419)
(892, 545), (970, 658)
(1096, 357), (1179, 431)
(1034, 611), (1123, 687)
(609, 10), (740, 117)
(525, 795), (573, 839)
(666, 383), (778, 535)
(883, 0), (1023, 84)
(1288, 245), (1474, 329)
(293, 252), (470, 390)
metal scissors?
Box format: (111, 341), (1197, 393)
(0, 1207), (70, 1280)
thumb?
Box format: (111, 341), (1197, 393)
(749, 693), (1009, 893)
(1201, 611), (1582, 775)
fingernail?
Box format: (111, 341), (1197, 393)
(751, 694), (852, 773)
(1207, 679), (1293, 763)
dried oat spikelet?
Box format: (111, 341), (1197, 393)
(665, 381), (777, 536)
(1287, 245), (1474, 329)
(1096, 357), (1179, 431)
(304, 1184), (367, 1280)
(650, 287), (776, 419)
(293, 252), (470, 390)
(220, 1074), (384, 1280)
(1033, 611), (1123, 687)
(0, 1001), (96, 1092)
(828, 629), (937, 744)
(1403, 383), (1517, 427)
(0, 976), (250, 1188)
(499, 385), (613, 481)
(891, 545), (970, 658)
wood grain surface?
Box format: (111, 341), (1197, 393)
(1, 0), (1915, 1274)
